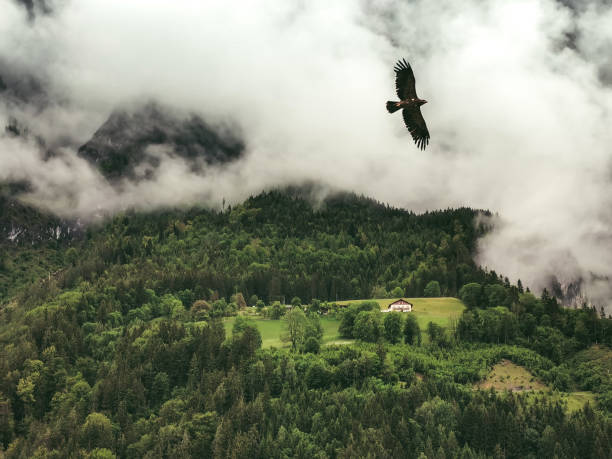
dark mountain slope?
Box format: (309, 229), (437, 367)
(0, 184), (79, 245)
(0, 184), (80, 301)
(77, 103), (244, 180)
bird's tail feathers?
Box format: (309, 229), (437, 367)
(386, 101), (401, 113)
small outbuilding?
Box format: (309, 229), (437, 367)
(382, 299), (413, 313)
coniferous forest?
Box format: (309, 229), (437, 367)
(0, 191), (611, 458)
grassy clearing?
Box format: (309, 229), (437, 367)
(570, 345), (612, 382)
(223, 315), (344, 348)
(223, 297), (464, 347)
(572, 344), (612, 364)
(523, 391), (597, 413)
(562, 391), (597, 412)
(476, 359), (597, 413)
(335, 297), (465, 331)
(476, 359), (547, 392)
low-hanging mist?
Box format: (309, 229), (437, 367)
(2, 0), (612, 310)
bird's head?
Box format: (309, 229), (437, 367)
(418, 99), (428, 106)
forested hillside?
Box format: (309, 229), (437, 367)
(2, 189), (490, 305)
(0, 191), (610, 458)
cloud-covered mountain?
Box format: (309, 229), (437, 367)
(13, 0), (54, 20)
(77, 102), (244, 180)
(0, 183), (80, 244)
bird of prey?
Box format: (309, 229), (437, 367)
(386, 59), (430, 150)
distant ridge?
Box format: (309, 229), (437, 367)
(78, 102), (244, 180)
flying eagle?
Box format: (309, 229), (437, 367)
(386, 59), (430, 150)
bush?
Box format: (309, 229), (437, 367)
(404, 314), (421, 345)
(211, 299), (233, 318)
(427, 322), (444, 344)
(304, 315), (324, 341)
(306, 362), (331, 389)
(304, 336), (320, 354)
(160, 294), (184, 317)
(268, 302), (285, 320)
(81, 412), (113, 451)
(353, 310), (383, 342)
(484, 284), (508, 307)
(232, 292), (247, 309)
(291, 296), (302, 307)
(383, 312), (403, 344)
(231, 325), (262, 362)
(248, 294), (259, 306)
(191, 299), (211, 320)
(339, 301), (379, 338)
(427, 322), (453, 348)
(423, 281), (441, 297)
(371, 285), (388, 298)
(232, 316), (256, 334)
(459, 283), (482, 309)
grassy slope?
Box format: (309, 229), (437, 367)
(223, 316), (344, 348)
(524, 391), (597, 413)
(562, 392), (598, 412)
(336, 297), (466, 330)
(570, 345), (612, 386)
(476, 358), (597, 413)
(476, 359), (547, 391)
(223, 297), (464, 348)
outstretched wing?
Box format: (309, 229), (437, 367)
(394, 58), (417, 100)
(402, 106), (430, 150)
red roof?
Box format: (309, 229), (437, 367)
(390, 299), (412, 306)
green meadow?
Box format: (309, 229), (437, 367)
(476, 359), (547, 392)
(475, 359), (597, 413)
(223, 315), (345, 348)
(224, 297), (464, 348)
(336, 297), (466, 331)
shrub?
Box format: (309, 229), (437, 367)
(304, 336), (320, 354)
(424, 281), (441, 297)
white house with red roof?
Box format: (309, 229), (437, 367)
(382, 299), (413, 313)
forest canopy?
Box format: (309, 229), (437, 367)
(0, 190), (610, 458)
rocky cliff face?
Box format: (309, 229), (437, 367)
(0, 199), (81, 245)
(77, 103), (244, 180)
(0, 185), (81, 245)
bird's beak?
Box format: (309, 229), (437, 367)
(422, 100), (428, 104)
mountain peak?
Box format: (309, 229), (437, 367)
(77, 102), (244, 180)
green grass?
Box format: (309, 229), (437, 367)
(523, 390), (597, 413)
(335, 297), (465, 331)
(476, 359), (547, 392)
(563, 391), (597, 412)
(476, 359), (597, 413)
(571, 344), (612, 365)
(570, 345), (612, 384)
(223, 315), (345, 348)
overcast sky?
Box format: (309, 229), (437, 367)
(1, 0), (612, 309)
